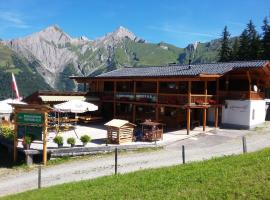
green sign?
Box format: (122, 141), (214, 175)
(18, 125), (43, 141)
(17, 113), (44, 125)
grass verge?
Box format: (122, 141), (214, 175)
(2, 148), (270, 200)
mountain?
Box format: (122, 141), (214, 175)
(0, 25), (221, 99)
(0, 43), (51, 100)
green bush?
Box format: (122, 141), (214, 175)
(24, 136), (32, 144)
(53, 135), (63, 145)
(80, 135), (91, 144)
(0, 126), (14, 141)
(67, 137), (75, 145)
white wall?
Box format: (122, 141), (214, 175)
(221, 100), (265, 128)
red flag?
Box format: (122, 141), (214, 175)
(11, 73), (20, 99)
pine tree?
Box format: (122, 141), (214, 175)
(246, 20), (261, 60)
(238, 29), (250, 60)
(219, 26), (232, 62)
(231, 38), (239, 61)
(261, 17), (270, 59)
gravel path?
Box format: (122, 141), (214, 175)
(1, 127), (270, 197)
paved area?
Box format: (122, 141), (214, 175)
(17, 124), (209, 149)
(1, 124), (270, 197)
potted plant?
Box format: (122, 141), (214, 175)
(53, 135), (64, 148)
(22, 136), (32, 149)
(80, 135), (91, 146)
(67, 137), (76, 147)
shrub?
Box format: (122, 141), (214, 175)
(67, 137), (76, 145)
(24, 136), (32, 144)
(0, 126), (14, 141)
(80, 135), (91, 144)
(53, 135), (64, 145)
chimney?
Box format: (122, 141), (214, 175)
(188, 59), (191, 69)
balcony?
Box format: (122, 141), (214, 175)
(219, 91), (264, 102)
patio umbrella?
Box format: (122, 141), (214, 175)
(53, 100), (98, 139)
(54, 100), (98, 113)
(0, 98), (26, 114)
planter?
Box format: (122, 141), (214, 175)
(83, 142), (87, 147)
(23, 144), (31, 150)
(71, 144), (75, 148)
(57, 144), (63, 148)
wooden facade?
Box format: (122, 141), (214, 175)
(72, 61), (270, 134)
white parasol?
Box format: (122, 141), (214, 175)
(54, 100), (98, 113)
(0, 98), (26, 114)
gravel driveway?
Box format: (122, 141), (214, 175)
(1, 126), (270, 197)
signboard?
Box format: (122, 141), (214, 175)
(17, 125), (43, 141)
(17, 113), (44, 125)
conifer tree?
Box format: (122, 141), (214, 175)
(246, 20), (261, 60)
(219, 26), (232, 62)
(231, 38), (239, 61)
(238, 29), (250, 60)
(261, 17), (270, 59)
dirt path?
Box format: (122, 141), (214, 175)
(1, 127), (270, 197)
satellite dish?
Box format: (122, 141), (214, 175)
(253, 85), (258, 92)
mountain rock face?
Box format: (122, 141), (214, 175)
(0, 25), (220, 96)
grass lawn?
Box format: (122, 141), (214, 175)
(2, 148), (270, 200)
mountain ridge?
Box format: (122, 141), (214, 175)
(0, 25), (221, 98)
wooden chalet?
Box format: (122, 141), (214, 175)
(71, 60), (270, 134)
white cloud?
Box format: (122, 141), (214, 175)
(0, 11), (29, 29)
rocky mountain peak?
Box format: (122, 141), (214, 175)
(35, 25), (72, 44)
(112, 26), (136, 40)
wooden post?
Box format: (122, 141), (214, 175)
(242, 136), (247, 153)
(43, 112), (48, 165)
(214, 107), (219, 128)
(203, 108), (206, 132)
(115, 147), (118, 175)
(156, 80), (159, 121)
(132, 81), (136, 123)
(187, 81), (191, 135)
(186, 108), (190, 135)
(188, 81), (191, 105)
(13, 113), (18, 163)
(182, 145), (185, 164)
(132, 105), (136, 123)
(38, 165), (42, 189)
(113, 81), (116, 118)
(247, 71), (252, 98)
(204, 81), (208, 103)
(203, 81), (207, 132)
(216, 79), (219, 104)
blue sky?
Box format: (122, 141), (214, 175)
(0, 0), (269, 47)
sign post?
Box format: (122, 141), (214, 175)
(12, 104), (51, 165)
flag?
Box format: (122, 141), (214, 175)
(11, 73), (20, 99)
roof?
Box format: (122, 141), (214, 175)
(40, 95), (86, 102)
(24, 90), (88, 103)
(95, 60), (269, 78)
(104, 119), (136, 128)
(140, 121), (164, 126)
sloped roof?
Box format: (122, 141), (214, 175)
(96, 60), (268, 78)
(104, 119), (135, 128)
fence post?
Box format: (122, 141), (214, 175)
(182, 145), (185, 164)
(115, 147), (118, 175)
(242, 136), (247, 153)
(38, 165), (42, 189)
